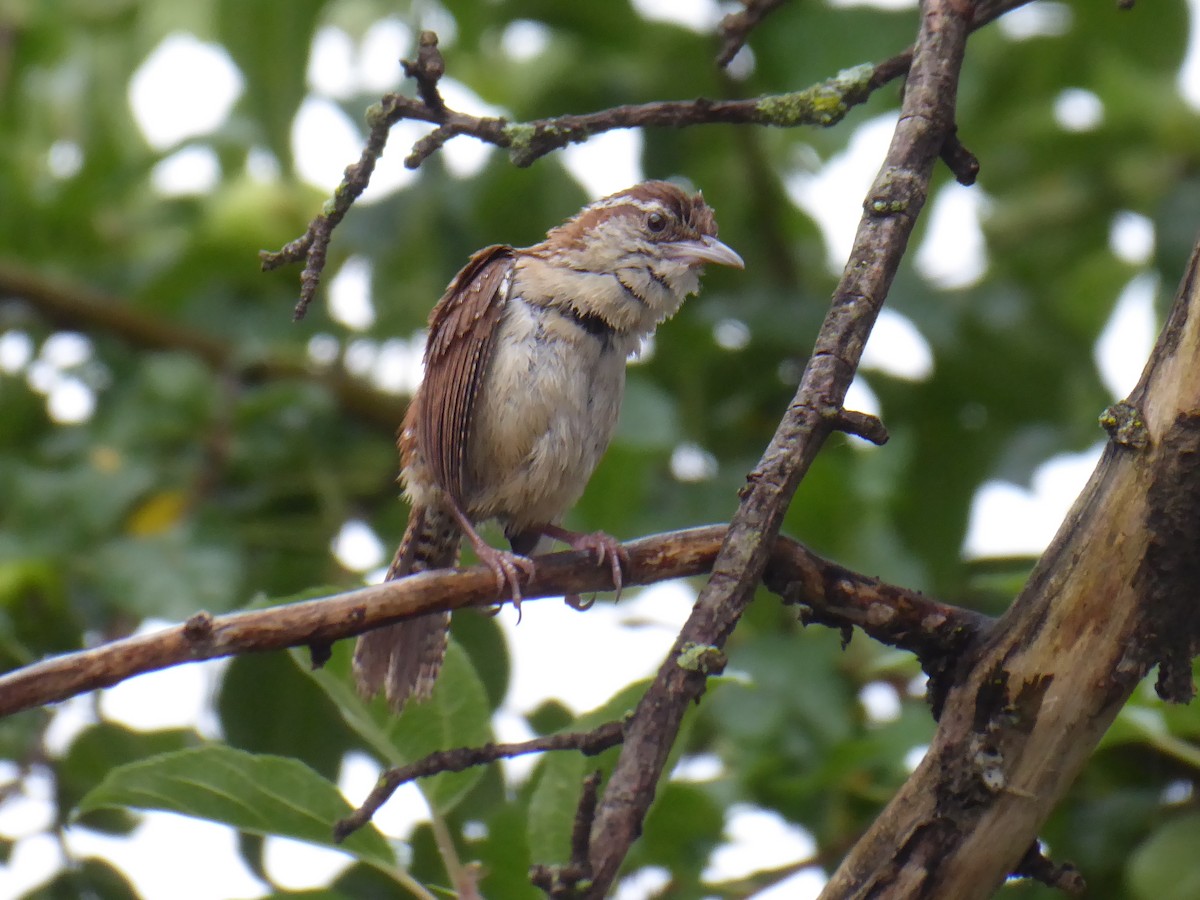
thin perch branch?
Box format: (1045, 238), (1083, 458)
(0, 526), (989, 720)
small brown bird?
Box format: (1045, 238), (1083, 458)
(353, 180), (743, 710)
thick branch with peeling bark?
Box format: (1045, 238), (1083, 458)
(0, 526), (986, 722)
(819, 244), (1200, 897)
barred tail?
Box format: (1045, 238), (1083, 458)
(352, 501), (461, 711)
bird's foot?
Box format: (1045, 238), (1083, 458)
(542, 525), (628, 609)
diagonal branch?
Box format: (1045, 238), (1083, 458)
(716, 0), (788, 68)
(0, 526), (989, 721)
(578, 0), (976, 894)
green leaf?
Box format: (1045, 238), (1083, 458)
(526, 751), (586, 865)
(1128, 812), (1200, 900)
(291, 639), (492, 814)
(216, 0), (329, 170)
(77, 744), (396, 873)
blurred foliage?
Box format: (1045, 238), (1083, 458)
(1, 0), (1199, 897)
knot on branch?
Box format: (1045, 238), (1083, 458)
(830, 407), (889, 445)
(1013, 840), (1087, 895)
(1099, 400), (1150, 450)
(402, 30), (446, 113)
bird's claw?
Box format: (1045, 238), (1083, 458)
(552, 529), (628, 602)
(476, 545), (536, 623)
(564, 592), (596, 611)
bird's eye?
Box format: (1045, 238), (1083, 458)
(646, 212), (667, 233)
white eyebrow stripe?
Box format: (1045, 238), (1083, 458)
(587, 196), (670, 214)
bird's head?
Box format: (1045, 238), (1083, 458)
(530, 180), (743, 333)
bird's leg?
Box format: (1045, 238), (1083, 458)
(540, 523), (628, 610)
(446, 502), (536, 617)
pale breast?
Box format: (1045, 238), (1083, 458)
(465, 297), (627, 530)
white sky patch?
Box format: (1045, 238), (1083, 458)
(616, 867), (672, 900)
(859, 681), (902, 724)
(0, 766), (55, 839)
(630, 0), (723, 31)
(725, 44), (756, 81)
(1054, 88), (1104, 132)
(25, 359), (58, 394)
(307, 26), (357, 99)
(915, 183), (989, 289)
(1109, 211), (1155, 266)
(0, 833), (65, 898)
(998, 2), (1072, 39)
(65, 814), (267, 900)
(963, 444), (1103, 559)
(129, 34), (243, 150)
(904, 745), (928, 772)
(671, 753), (725, 783)
(42, 694), (99, 757)
(306, 333), (340, 366)
(328, 256), (376, 331)
(502, 19), (552, 61)
(787, 114), (897, 275)
(331, 518), (386, 572)
(670, 442), (718, 481)
(40, 332), (92, 368)
(844, 374), (881, 419)
(372, 334), (425, 396)
(501, 580), (695, 714)
(151, 145), (221, 196)
(437, 78), (505, 177)
(99, 621), (223, 736)
(47, 139), (83, 179)
(703, 805), (817, 883)
(292, 96), (364, 192)
(359, 18), (411, 93)
(1095, 273), (1157, 399)
(343, 338), (377, 379)
(262, 836), (354, 890)
(1181, 0), (1200, 107)
(245, 146), (281, 182)
(563, 129), (645, 200)
(861, 308), (934, 381)
(338, 751), (429, 838)
(0, 330), (34, 373)
(47, 377), (95, 424)
(713, 317), (751, 350)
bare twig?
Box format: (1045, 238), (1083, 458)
(577, 0), (976, 893)
(1011, 841), (1087, 896)
(528, 770), (605, 897)
(336, 726), (621, 843)
(0, 526), (989, 721)
(716, 0), (788, 68)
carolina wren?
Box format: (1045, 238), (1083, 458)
(353, 181), (743, 710)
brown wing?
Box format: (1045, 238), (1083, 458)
(419, 244), (514, 506)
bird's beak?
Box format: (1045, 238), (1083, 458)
(668, 235), (745, 270)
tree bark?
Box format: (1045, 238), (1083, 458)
(821, 240), (1200, 897)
